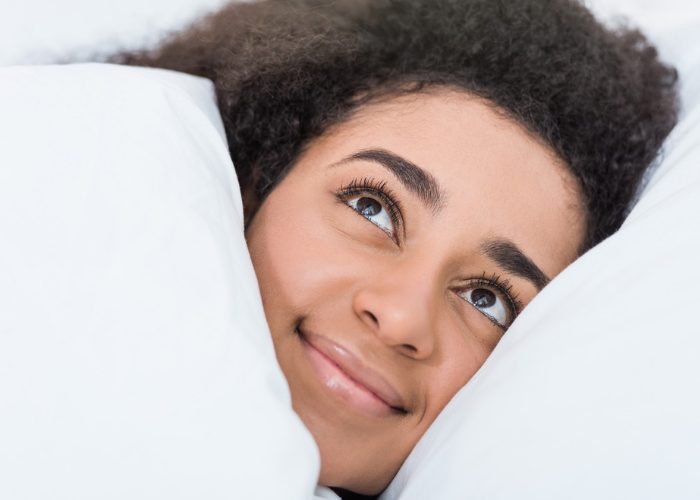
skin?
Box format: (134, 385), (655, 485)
(245, 90), (585, 495)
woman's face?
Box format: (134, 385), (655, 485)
(245, 90), (585, 494)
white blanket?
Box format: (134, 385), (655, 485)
(0, 63), (323, 500)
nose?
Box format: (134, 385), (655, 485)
(352, 263), (437, 359)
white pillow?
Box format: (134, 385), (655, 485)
(0, 63), (319, 500)
(382, 4), (700, 500)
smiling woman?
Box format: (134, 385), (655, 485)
(245, 91), (584, 492)
(115, 0), (678, 496)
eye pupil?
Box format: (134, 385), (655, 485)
(356, 197), (381, 216)
(471, 288), (496, 308)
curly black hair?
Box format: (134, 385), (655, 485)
(116, 0), (678, 253)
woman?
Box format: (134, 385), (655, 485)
(117, 0), (678, 496)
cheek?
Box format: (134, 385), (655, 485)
(245, 188), (362, 326)
(421, 326), (492, 420)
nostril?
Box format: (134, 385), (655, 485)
(363, 310), (379, 327)
(400, 343), (418, 355)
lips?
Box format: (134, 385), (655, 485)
(297, 327), (408, 417)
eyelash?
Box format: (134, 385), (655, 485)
(460, 272), (524, 330)
(335, 177), (404, 242)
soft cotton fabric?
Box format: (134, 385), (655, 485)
(0, 63), (320, 500)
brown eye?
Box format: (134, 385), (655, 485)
(458, 284), (511, 328)
(335, 177), (404, 244)
(470, 288), (496, 308)
(346, 194), (395, 238)
(356, 197), (382, 217)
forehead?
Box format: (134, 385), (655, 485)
(295, 90), (585, 274)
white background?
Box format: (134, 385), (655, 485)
(0, 0), (232, 65)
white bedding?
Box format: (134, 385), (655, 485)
(1, 1), (699, 499)
(0, 63), (321, 500)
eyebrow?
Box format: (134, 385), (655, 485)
(340, 148), (444, 211)
(481, 239), (551, 291)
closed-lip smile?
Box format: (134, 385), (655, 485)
(297, 327), (408, 417)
